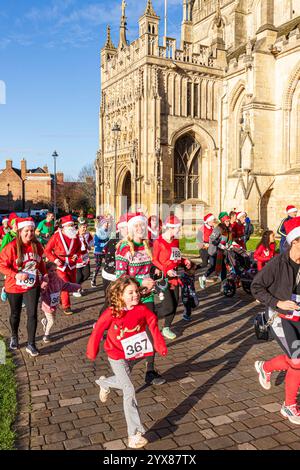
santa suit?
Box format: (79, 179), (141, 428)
(231, 221), (246, 249)
(44, 229), (82, 309)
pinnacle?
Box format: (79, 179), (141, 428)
(104, 25), (116, 50)
(144, 0), (158, 17)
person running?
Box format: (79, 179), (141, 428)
(35, 212), (55, 247)
(91, 216), (111, 288)
(152, 215), (191, 340)
(199, 212), (231, 289)
(254, 230), (276, 271)
(252, 216), (300, 424)
(74, 219), (93, 297)
(86, 276), (167, 448)
(278, 205), (298, 254)
(115, 212), (165, 385)
(44, 215), (81, 315)
(181, 262), (199, 322)
(231, 211), (246, 249)
(40, 262), (81, 343)
(0, 217), (46, 356)
(197, 213), (216, 269)
(0, 216), (10, 242)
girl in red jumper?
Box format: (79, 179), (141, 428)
(86, 276), (167, 448)
(152, 215), (191, 340)
(0, 218), (46, 356)
(254, 230), (276, 271)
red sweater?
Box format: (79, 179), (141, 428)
(86, 304), (167, 361)
(152, 236), (188, 286)
(0, 239), (46, 293)
(231, 222), (246, 249)
(254, 243), (276, 271)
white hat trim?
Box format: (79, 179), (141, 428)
(287, 227), (300, 245)
(205, 215), (215, 223)
(127, 216), (147, 230)
(18, 221), (35, 230)
(166, 223), (181, 228)
(287, 207), (298, 214)
(237, 212), (246, 220)
(2, 218), (9, 223)
(62, 221), (74, 227)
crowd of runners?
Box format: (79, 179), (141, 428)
(1, 204), (300, 448)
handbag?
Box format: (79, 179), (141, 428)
(254, 311), (277, 341)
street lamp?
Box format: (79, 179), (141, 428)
(52, 151), (58, 219)
(155, 140), (163, 221)
(112, 124), (121, 216)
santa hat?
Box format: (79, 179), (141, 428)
(286, 217), (300, 245)
(204, 213), (215, 224)
(164, 215), (181, 228)
(61, 215), (74, 227)
(117, 213), (128, 231)
(286, 205), (298, 214)
(17, 217), (35, 231)
(2, 217), (9, 224)
(236, 211), (246, 220)
(127, 212), (148, 232)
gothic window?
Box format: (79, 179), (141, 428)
(187, 82), (192, 116)
(194, 83), (199, 117)
(174, 134), (201, 203)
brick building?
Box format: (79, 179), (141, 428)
(0, 159), (52, 212)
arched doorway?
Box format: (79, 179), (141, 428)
(121, 171), (132, 213)
(260, 189), (273, 229)
(174, 133), (201, 203)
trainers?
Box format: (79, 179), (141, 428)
(43, 335), (51, 344)
(199, 275), (206, 289)
(255, 361), (271, 390)
(41, 318), (47, 333)
(73, 291), (82, 298)
(64, 308), (73, 316)
(281, 403), (300, 425)
(162, 327), (177, 340)
(26, 344), (40, 357)
(183, 313), (192, 322)
(145, 370), (166, 386)
(95, 376), (110, 403)
(91, 279), (96, 288)
(1, 287), (7, 302)
(9, 336), (19, 351)
(128, 432), (148, 449)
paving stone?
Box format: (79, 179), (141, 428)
(103, 440), (126, 450)
(206, 436), (235, 450)
(237, 443), (256, 451)
(64, 437), (91, 450)
(59, 397), (83, 407)
(45, 432), (67, 444)
(208, 415), (233, 426)
(248, 425), (279, 439)
(261, 403), (282, 413)
(230, 431), (254, 444)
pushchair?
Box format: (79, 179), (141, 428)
(221, 243), (257, 298)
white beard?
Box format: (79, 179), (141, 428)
(64, 228), (78, 239)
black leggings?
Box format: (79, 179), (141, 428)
(7, 287), (40, 344)
(205, 255), (217, 278)
(155, 286), (179, 328)
(76, 264), (91, 285)
(144, 301), (156, 372)
(200, 248), (209, 268)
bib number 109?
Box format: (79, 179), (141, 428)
(121, 331), (153, 360)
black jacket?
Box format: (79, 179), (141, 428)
(251, 250), (298, 314)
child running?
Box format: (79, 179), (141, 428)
(86, 276), (167, 449)
(40, 262), (81, 343)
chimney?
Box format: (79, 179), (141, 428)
(56, 172), (64, 184)
(21, 159), (27, 178)
(6, 160), (12, 169)
(43, 165), (49, 173)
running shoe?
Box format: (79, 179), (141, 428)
(41, 318), (47, 333)
(1, 287), (7, 302)
(64, 308), (73, 316)
(162, 327), (177, 340)
(145, 370), (166, 385)
(128, 432), (148, 449)
(91, 279), (97, 288)
(281, 403), (300, 425)
(199, 275), (206, 289)
(183, 313), (192, 322)
(95, 376), (110, 403)
(9, 336), (19, 351)
(26, 344), (40, 357)
(43, 335), (51, 344)
(255, 361), (271, 390)
(73, 292), (82, 298)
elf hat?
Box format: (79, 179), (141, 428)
(236, 211), (246, 220)
(204, 213), (215, 224)
(127, 212), (148, 232)
(164, 215), (181, 228)
(17, 217), (35, 231)
(219, 212), (230, 223)
(117, 213), (128, 231)
(286, 217), (300, 245)
(286, 205), (298, 214)
(61, 215), (74, 227)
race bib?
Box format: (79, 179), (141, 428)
(50, 292), (60, 308)
(16, 271), (36, 289)
(121, 331), (153, 360)
(170, 247), (181, 261)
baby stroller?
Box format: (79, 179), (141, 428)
(221, 243), (257, 298)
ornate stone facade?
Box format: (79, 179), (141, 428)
(96, 0), (300, 229)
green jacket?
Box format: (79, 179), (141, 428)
(0, 231), (16, 252)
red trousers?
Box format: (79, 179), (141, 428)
(57, 268), (77, 310)
(264, 355), (300, 406)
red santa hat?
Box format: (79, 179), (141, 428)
(286, 205), (298, 214)
(117, 213), (128, 231)
(61, 215), (74, 227)
(164, 215), (181, 228)
(236, 211), (246, 220)
(204, 213), (215, 224)
(286, 217), (300, 245)
(17, 217), (35, 231)
(2, 217), (9, 224)
(127, 212), (148, 232)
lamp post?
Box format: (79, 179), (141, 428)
(52, 151), (58, 219)
(112, 124), (121, 216)
(155, 139), (162, 221)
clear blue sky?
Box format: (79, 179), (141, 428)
(0, 0), (182, 179)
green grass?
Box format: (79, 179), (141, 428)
(180, 236), (280, 256)
(0, 338), (17, 450)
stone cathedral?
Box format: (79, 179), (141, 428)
(96, 0), (300, 230)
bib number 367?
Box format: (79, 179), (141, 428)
(121, 332), (153, 360)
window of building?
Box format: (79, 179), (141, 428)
(174, 134), (201, 202)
